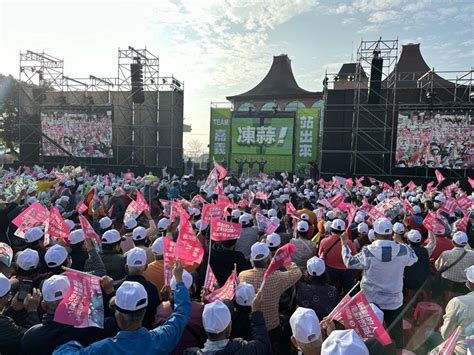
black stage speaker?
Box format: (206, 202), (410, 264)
(130, 63), (144, 104)
(368, 55), (383, 104)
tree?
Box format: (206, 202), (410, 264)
(186, 138), (206, 159)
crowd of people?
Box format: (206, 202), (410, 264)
(395, 112), (474, 169)
(41, 111), (113, 158)
(0, 164), (473, 355)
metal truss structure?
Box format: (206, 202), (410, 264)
(18, 47), (184, 171)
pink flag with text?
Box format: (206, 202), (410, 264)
(263, 243), (298, 281)
(79, 216), (101, 245)
(12, 202), (49, 235)
(48, 206), (69, 240)
(211, 219), (242, 241)
(206, 270), (238, 302)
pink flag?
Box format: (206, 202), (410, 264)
(211, 219), (242, 241)
(355, 176), (365, 188)
(456, 195), (472, 212)
(439, 198), (458, 215)
(435, 169), (445, 186)
(206, 270), (238, 302)
(203, 265), (217, 292)
(76, 202), (88, 214)
(214, 160), (227, 180)
(402, 199), (415, 215)
(12, 202), (49, 235)
(286, 201), (298, 217)
(124, 200), (141, 221)
(54, 269), (104, 328)
(368, 177), (377, 184)
(255, 212), (279, 235)
(79, 215), (101, 245)
(191, 194), (206, 207)
(202, 169), (219, 195)
(455, 214), (469, 233)
(429, 325), (461, 355)
(468, 177), (474, 189)
(359, 199), (372, 213)
(255, 192), (269, 200)
(263, 243), (298, 281)
(423, 211), (446, 234)
(123, 172), (134, 181)
(426, 181), (436, 194)
(340, 291), (392, 346)
(329, 293), (352, 321)
(163, 238), (176, 286)
(345, 205), (357, 231)
(48, 207), (69, 240)
(174, 218), (204, 265)
(407, 181), (417, 192)
(160, 199), (170, 217)
(332, 176), (345, 187)
(136, 191), (150, 211)
(328, 193), (345, 209)
(345, 178), (354, 188)
(0, 243), (13, 268)
(201, 203), (225, 224)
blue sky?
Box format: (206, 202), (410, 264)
(1, 0), (472, 150)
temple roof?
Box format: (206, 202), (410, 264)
(226, 54), (319, 101)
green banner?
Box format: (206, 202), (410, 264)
(294, 107), (320, 174)
(209, 107), (231, 164)
(231, 117), (294, 155)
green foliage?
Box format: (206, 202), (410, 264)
(0, 74), (20, 153)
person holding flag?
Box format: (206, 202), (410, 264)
(340, 217), (418, 349)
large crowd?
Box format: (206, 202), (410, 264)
(0, 164), (473, 355)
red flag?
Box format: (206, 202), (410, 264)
(439, 198), (458, 215)
(355, 176), (365, 188)
(203, 264), (217, 292)
(76, 202), (88, 214)
(286, 201), (298, 217)
(345, 178), (354, 188)
(124, 200), (141, 221)
(163, 237), (176, 286)
(402, 199), (415, 215)
(206, 270), (238, 302)
(255, 192), (269, 200)
(468, 177), (474, 189)
(211, 219), (242, 241)
(255, 213), (279, 235)
(455, 214), (469, 233)
(328, 193), (345, 209)
(426, 181), (436, 194)
(359, 199), (372, 213)
(345, 205), (357, 231)
(54, 270), (103, 328)
(191, 194), (206, 207)
(435, 169), (445, 186)
(423, 211), (446, 234)
(136, 191), (150, 211)
(107, 204), (114, 218)
(48, 207), (69, 240)
(382, 182), (391, 191)
(456, 195), (472, 212)
(174, 218), (204, 265)
(340, 291), (392, 346)
(429, 325), (461, 355)
(214, 160), (227, 180)
(263, 243), (298, 281)
(79, 215), (101, 245)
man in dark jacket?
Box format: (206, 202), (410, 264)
(184, 292), (272, 354)
(122, 247), (159, 330)
(85, 229), (126, 281)
(0, 273), (41, 355)
(210, 239), (251, 287)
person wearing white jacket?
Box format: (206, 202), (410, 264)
(340, 217), (418, 349)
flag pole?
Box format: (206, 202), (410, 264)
(326, 281), (360, 319)
(204, 217), (213, 290)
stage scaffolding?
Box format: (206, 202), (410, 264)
(18, 47), (184, 171)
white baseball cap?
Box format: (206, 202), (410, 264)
(0, 273), (10, 298)
(132, 226), (147, 241)
(24, 227), (44, 244)
(101, 229), (123, 244)
(307, 256), (325, 276)
(126, 247), (147, 267)
(99, 216), (113, 230)
(239, 214), (250, 225)
(373, 218), (393, 235)
(45, 244), (68, 268)
(158, 218), (170, 231)
(64, 219), (75, 231)
(368, 229), (376, 242)
(69, 229), (85, 245)
(413, 205), (421, 214)
(231, 210), (242, 219)
(370, 303), (384, 323)
(26, 197), (37, 206)
(16, 248), (39, 271)
(465, 265), (474, 283)
(297, 220), (309, 233)
(250, 242), (270, 261)
(376, 193), (386, 202)
(151, 237), (164, 256)
(195, 220), (209, 231)
(331, 219), (345, 232)
(267, 209), (277, 218)
(27, 186), (36, 194)
(321, 329), (369, 355)
(434, 194), (446, 203)
(98, 191), (106, 198)
(300, 213), (310, 221)
(42, 275), (70, 302)
(235, 283), (255, 306)
(124, 218), (138, 230)
(193, 208), (201, 216)
(326, 211), (335, 220)
(290, 307), (321, 344)
(60, 195), (70, 203)
(270, 216), (280, 225)
(202, 300), (232, 333)
(393, 222), (405, 235)
(266, 233), (281, 248)
(407, 230), (422, 243)
(170, 269), (193, 290)
(453, 231), (468, 246)
(354, 214), (365, 224)
(115, 281), (148, 312)
(357, 222), (369, 234)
